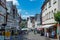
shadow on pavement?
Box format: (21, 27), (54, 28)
(45, 37), (51, 40)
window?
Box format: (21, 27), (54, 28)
(49, 12), (52, 19)
(53, 0), (56, 4)
(51, 10), (54, 18)
(47, 13), (49, 19)
(54, 8), (57, 13)
(0, 15), (4, 24)
(1, 0), (5, 3)
(49, 12), (51, 19)
(0, 0), (6, 8)
(54, 8), (56, 11)
(0, 6), (6, 16)
(52, 10), (53, 13)
(45, 4), (47, 10)
(49, 0), (51, 8)
(46, 13), (48, 20)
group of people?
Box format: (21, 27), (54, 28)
(45, 30), (56, 38)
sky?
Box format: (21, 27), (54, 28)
(6, 0), (45, 19)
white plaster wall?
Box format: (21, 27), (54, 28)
(27, 19), (32, 28)
(35, 21), (37, 28)
(42, 0), (58, 24)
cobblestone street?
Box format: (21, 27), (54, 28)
(10, 32), (58, 40)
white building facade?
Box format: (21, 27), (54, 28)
(0, 0), (7, 29)
(35, 14), (41, 28)
(42, 0), (59, 25)
(27, 17), (32, 29)
(41, 0), (60, 39)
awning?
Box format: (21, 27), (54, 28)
(21, 28), (29, 30)
(42, 24), (55, 28)
(37, 28), (43, 30)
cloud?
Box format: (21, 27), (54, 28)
(18, 9), (34, 19)
(18, 9), (29, 15)
(18, 9), (22, 13)
(25, 12), (28, 15)
(22, 15), (34, 19)
(6, 0), (19, 5)
(29, 0), (35, 1)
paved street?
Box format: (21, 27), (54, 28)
(10, 32), (58, 40)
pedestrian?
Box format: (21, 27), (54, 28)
(51, 30), (55, 38)
(46, 32), (49, 37)
(45, 32), (50, 40)
(45, 32), (47, 37)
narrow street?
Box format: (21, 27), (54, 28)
(23, 32), (46, 40)
(10, 32), (45, 40)
(10, 31), (58, 40)
(0, 0), (60, 40)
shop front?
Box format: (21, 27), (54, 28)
(49, 24), (57, 39)
(41, 24), (57, 39)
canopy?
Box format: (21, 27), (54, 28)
(21, 28), (29, 30)
(41, 24), (55, 28)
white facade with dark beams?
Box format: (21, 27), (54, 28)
(0, 0), (7, 29)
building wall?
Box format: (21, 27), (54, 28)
(58, 0), (60, 11)
(6, 1), (20, 30)
(35, 14), (41, 28)
(27, 18), (32, 28)
(6, 1), (14, 29)
(0, 0), (6, 27)
(42, 0), (59, 24)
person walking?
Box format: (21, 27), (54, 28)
(51, 30), (55, 38)
(46, 32), (49, 37)
(45, 32), (50, 40)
